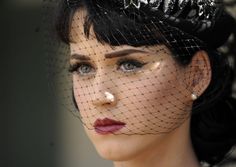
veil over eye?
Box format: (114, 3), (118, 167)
(46, 0), (235, 134)
(43, 0), (236, 166)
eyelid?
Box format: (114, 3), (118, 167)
(68, 58), (148, 74)
(116, 58), (148, 73)
(116, 57), (147, 66)
(68, 61), (96, 74)
(69, 59), (95, 67)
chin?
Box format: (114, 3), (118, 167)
(85, 128), (164, 162)
(84, 129), (138, 161)
(95, 143), (136, 161)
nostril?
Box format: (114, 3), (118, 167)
(103, 101), (113, 106)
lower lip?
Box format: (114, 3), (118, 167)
(94, 125), (125, 135)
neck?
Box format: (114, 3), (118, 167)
(113, 119), (200, 167)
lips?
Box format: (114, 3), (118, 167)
(93, 118), (126, 135)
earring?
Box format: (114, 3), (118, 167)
(191, 93), (198, 101)
(104, 91), (115, 102)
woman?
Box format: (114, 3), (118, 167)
(53, 0), (236, 166)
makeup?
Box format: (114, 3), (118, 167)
(93, 118), (126, 135)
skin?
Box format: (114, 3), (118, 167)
(69, 8), (211, 167)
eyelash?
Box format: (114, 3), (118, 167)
(117, 58), (147, 73)
(68, 59), (147, 76)
(68, 62), (95, 76)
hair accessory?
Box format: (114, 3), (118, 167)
(44, 0), (235, 136)
(191, 93), (198, 101)
(124, 0), (148, 9)
(123, 0), (220, 19)
(104, 91), (115, 103)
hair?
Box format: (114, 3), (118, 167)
(55, 0), (236, 165)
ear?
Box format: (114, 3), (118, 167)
(184, 51), (212, 99)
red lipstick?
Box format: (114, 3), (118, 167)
(93, 118), (126, 135)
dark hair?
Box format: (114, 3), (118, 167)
(55, 0), (236, 165)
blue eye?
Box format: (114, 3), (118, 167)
(117, 59), (147, 72)
(69, 62), (95, 76)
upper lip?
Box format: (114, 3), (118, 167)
(93, 118), (126, 127)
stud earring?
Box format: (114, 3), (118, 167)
(191, 93), (198, 101)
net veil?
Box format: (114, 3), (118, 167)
(43, 0), (234, 135)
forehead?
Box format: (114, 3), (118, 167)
(70, 8), (171, 59)
(70, 8), (116, 54)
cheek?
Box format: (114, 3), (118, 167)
(72, 75), (95, 127)
(115, 67), (191, 134)
(72, 61), (192, 134)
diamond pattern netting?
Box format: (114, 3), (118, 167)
(43, 0), (229, 135)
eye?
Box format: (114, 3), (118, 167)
(117, 59), (147, 73)
(69, 62), (95, 76)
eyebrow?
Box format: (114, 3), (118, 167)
(104, 49), (149, 58)
(70, 49), (150, 60)
(71, 54), (91, 60)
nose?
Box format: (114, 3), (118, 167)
(91, 73), (118, 107)
(92, 90), (117, 106)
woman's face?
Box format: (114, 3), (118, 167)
(69, 9), (194, 161)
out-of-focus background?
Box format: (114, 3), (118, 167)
(1, 0), (236, 167)
(1, 0), (112, 167)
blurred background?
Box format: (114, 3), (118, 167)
(1, 0), (112, 167)
(1, 0), (236, 167)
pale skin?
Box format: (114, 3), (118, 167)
(69, 8), (212, 167)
